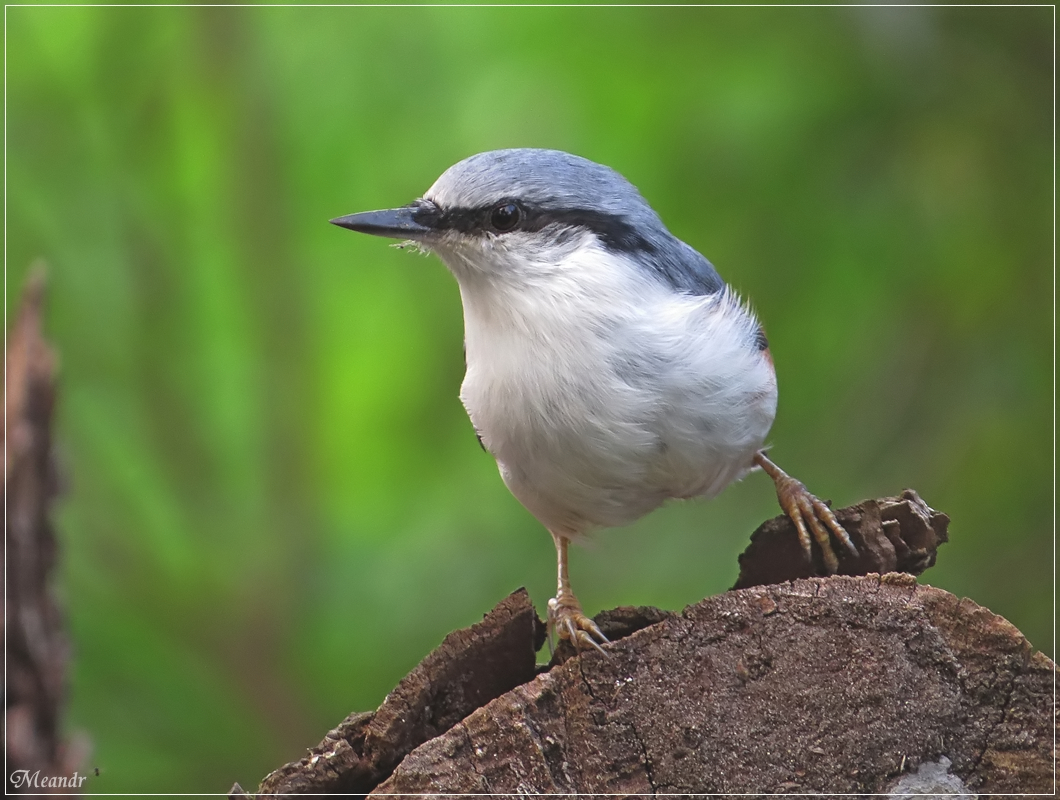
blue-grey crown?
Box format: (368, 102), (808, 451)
(424, 148), (725, 297)
(427, 149), (656, 218)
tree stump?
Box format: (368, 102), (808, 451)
(233, 495), (1055, 795)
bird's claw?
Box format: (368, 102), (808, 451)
(547, 594), (610, 656)
(773, 473), (858, 574)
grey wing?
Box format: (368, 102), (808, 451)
(649, 240), (769, 350)
(648, 238), (725, 296)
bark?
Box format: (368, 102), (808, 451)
(234, 495), (1056, 796)
(4, 269), (87, 793)
(733, 488), (950, 589)
(250, 589), (546, 794)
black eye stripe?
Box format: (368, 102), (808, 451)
(423, 201), (656, 255)
(410, 197), (723, 295)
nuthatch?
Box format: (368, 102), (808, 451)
(332, 149), (855, 652)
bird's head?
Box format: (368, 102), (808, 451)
(331, 148), (673, 285)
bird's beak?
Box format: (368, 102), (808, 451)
(329, 204), (436, 240)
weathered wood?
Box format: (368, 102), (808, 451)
(734, 489), (950, 589)
(247, 588), (545, 795)
(237, 496), (1054, 795)
(4, 269), (87, 794)
(373, 576), (1054, 795)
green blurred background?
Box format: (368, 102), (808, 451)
(6, 5), (1052, 793)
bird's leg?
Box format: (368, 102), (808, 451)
(753, 451), (858, 574)
(547, 532), (609, 654)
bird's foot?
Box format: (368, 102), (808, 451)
(754, 451), (858, 573)
(773, 472), (858, 573)
(547, 592), (609, 655)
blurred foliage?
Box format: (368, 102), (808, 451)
(5, 5), (1052, 793)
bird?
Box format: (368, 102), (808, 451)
(331, 148), (856, 652)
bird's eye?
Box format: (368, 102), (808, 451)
(489, 202), (522, 232)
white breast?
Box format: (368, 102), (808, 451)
(446, 239), (777, 539)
